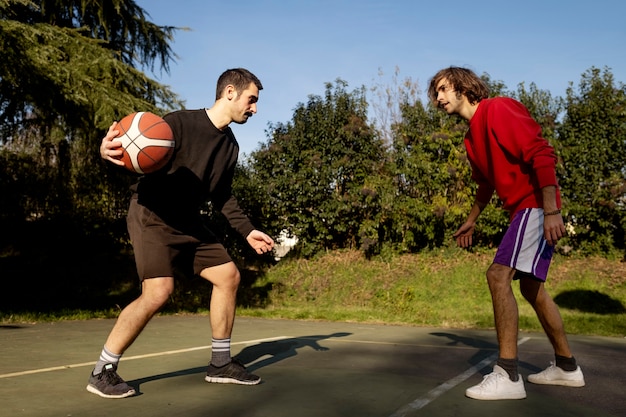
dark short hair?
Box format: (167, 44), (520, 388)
(427, 66), (489, 106)
(215, 68), (263, 101)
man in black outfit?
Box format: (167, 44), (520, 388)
(88, 68), (275, 398)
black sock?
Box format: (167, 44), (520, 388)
(496, 357), (519, 382)
(555, 354), (577, 372)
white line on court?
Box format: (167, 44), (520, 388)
(0, 336), (290, 379)
(389, 336), (531, 417)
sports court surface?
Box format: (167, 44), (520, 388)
(1, 316), (624, 417)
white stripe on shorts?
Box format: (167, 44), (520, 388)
(494, 208), (553, 280)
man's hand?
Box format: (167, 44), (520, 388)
(541, 186), (566, 246)
(544, 213), (566, 246)
(100, 122), (125, 167)
(453, 200), (485, 249)
(453, 222), (476, 248)
(246, 230), (275, 255)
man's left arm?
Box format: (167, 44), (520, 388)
(219, 194), (275, 254)
(542, 185), (566, 246)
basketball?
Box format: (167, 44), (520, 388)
(115, 112), (175, 174)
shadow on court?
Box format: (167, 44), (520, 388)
(429, 332), (547, 376)
(0, 316), (624, 417)
(553, 290), (626, 314)
(236, 332), (352, 372)
(127, 332), (352, 395)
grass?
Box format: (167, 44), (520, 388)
(2, 247), (625, 338)
(237, 248), (626, 337)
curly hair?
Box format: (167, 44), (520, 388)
(427, 66), (489, 106)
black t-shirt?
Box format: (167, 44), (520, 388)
(132, 109), (255, 238)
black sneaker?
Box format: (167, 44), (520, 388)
(205, 359), (261, 385)
(86, 363), (136, 398)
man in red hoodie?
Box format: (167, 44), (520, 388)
(428, 67), (585, 400)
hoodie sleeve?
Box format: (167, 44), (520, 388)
(488, 98), (558, 189)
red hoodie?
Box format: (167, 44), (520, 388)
(465, 97), (561, 217)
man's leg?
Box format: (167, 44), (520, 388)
(520, 277), (571, 357)
(104, 277), (174, 353)
(521, 277), (585, 386)
(465, 263), (526, 400)
(486, 263), (519, 363)
(87, 277), (174, 398)
(199, 262), (239, 341)
(200, 262), (260, 385)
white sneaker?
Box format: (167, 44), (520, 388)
(466, 365), (527, 400)
(527, 362), (585, 387)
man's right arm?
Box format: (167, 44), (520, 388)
(100, 122), (125, 167)
(453, 198), (489, 248)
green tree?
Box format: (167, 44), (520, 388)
(513, 81), (562, 144)
(246, 80), (386, 257)
(382, 72), (513, 252)
(0, 0), (183, 228)
(0, 0), (189, 313)
(556, 67), (626, 255)
(0, 0), (181, 139)
(384, 99), (469, 251)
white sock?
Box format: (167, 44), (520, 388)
(94, 345), (122, 375)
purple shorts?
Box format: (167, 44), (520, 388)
(493, 208), (554, 281)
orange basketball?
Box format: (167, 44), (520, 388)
(115, 112), (175, 174)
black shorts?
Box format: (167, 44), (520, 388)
(126, 198), (232, 280)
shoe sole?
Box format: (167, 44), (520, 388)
(465, 389), (527, 400)
(527, 378), (585, 387)
(204, 376), (261, 385)
(86, 384), (136, 399)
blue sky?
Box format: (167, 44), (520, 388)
(136, 0), (626, 156)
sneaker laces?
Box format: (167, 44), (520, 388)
(98, 367), (125, 386)
(478, 370), (507, 388)
(543, 361), (560, 374)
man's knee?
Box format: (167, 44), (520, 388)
(227, 267), (241, 289)
(486, 263), (514, 287)
(200, 262), (241, 289)
(141, 277), (175, 308)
